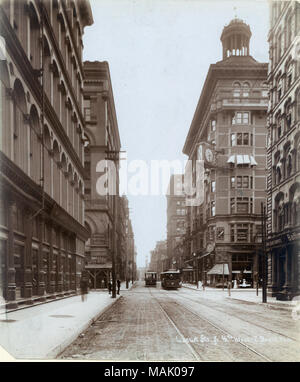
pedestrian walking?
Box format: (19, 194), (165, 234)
(117, 279), (121, 294)
(108, 280), (112, 294)
(80, 273), (89, 302)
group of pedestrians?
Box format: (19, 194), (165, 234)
(108, 279), (121, 295)
(80, 273), (122, 302)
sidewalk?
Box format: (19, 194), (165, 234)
(181, 283), (300, 312)
(0, 282), (134, 360)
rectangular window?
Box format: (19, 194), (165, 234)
(231, 177), (235, 188)
(237, 197), (249, 213)
(230, 198), (235, 214)
(236, 224), (249, 242)
(211, 201), (215, 217)
(211, 181), (216, 193)
(230, 225), (235, 242)
(231, 133), (236, 146)
(242, 176), (249, 188)
(250, 176), (253, 189)
(237, 133), (243, 145)
(237, 176), (243, 188)
(243, 112), (249, 124)
(216, 227), (224, 241)
(211, 120), (216, 131)
(243, 133), (249, 145)
(250, 133), (253, 146)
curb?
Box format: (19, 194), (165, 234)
(48, 295), (122, 359)
(226, 296), (295, 312)
(182, 285), (295, 312)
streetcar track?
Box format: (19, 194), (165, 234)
(171, 290), (298, 343)
(152, 288), (272, 362)
(148, 288), (203, 361)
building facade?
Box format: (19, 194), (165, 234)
(183, 18), (268, 288)
(83, 60), (122, 289)
(166, 174), (186, 270)
(0, 0), (93, 308)
(266, 1), (300, 300)
(149, 240), (167, 278)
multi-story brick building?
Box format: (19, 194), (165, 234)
(0, 0), (93, 308)
(166, 174), (186, 270)
(83, 60), (122, 289)
(266, 1), (300, 300)
(183, 18), (268, 288)
(149, 240), (167, 278)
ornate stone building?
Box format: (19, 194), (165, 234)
(183, 18), (268, 288)
(0, 0), (93, 308)
(83, 60), (121, 288)
(266, 1), (300, 300)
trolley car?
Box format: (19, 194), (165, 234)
(160, 270), (181, 289)
(145, 271), (157, 286)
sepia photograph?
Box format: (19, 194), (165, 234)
(0, 0), (299, 367)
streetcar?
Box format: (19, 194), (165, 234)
(144, 271), (157, 286)
(160, 270), (182, 289)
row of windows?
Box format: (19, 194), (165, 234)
(231, 176), (253, 189)
(207, 224), (258, 243)
(230, 197), (253, 214)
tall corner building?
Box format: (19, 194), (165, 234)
(183, 18), (268, 287)
(266, 1), (300, 300)
(0, 0), (93, 308)
(166, 174), (186, 270)
(83, 60), (122, 287)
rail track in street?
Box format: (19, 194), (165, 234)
(149, 288), (272, 362)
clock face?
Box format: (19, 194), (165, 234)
(205, 148), (213, 162)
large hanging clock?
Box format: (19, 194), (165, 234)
(205, 147), (214, 163)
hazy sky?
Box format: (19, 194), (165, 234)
(83, 0), (269, 267)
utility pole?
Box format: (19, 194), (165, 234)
(261, 202), (267, 303)
(105, 150), (122, 299)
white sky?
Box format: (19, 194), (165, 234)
(83, 0), (269, 268)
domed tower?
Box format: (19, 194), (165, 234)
(220, 18), (252, 60)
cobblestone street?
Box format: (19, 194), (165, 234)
(59, 282), (300, 361)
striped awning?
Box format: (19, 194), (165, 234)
(227, 154), (257, 166)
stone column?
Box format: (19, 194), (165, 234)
(6, 200), (17, 308)
(57, 228), (63, 294)
(23, 208), (33, 302)
(48, 222), (55, 295)
(37, 215), (46, 299)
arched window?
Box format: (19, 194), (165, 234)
(61, 153), (68, 210)
(60, 81), (67, 132)
(233, 82), (241, 98)
(79, 180), (83, 224)
(52, 140), (60, 203)
(276, 166), (282, 184)
(242, 82), (250, 98)
(13, 79), (28, 172)
(67, 164), (74, 216)
(43, 36), (51, 99)
(74, 173), (79, 220)
(289, 184), (300, 226)
(29, 105), (41, 183)
(43, 125), (51, 195)
(0, 60), (11, 156)
(274, 193), (284, 231)
(14, 0), (27, 54)
(29, 3), (40, 69)
(51, 61), (60, 113)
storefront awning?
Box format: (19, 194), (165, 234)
(227, 154), (257, 166)
(207, 263), (229, 275)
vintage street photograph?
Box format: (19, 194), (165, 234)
(0, 0), (299, 364)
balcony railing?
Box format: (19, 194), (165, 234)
(211, 98), (268, 111)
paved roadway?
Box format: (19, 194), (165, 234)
(59, 281), (300, 361)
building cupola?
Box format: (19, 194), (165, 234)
(220, 18), (252, 60)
